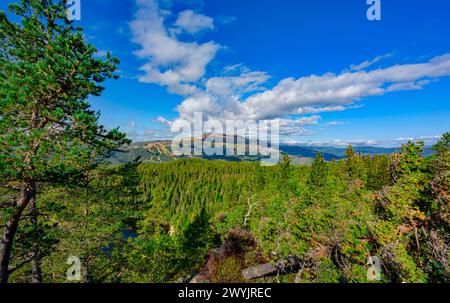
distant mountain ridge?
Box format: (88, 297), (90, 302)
(106, 139), (434, 165)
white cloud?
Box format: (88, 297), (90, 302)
(303, 135), (443, 148)
(156, 116), (172, 127)
(282, 138), (300, 145)
(295, 104), (363, 115)
(158, 54), (450, 138)
(205, 71), (270, 97)
(130, 0), (220, 94)
(275, 116), (320, 136)
(129, 2), (450, 142)
(417, 135), (441, 140)
(327, 121), (349, 126)
(126, 125), (172, 142)
(277, 116), (320, 126)
(349, 52), (394, 71)
(242, 54), (450, 121)
(386, 82), (423, 92)
(223, 63), (247, 73)
(304, 139), (381, 147)
(175, 10), (214, 34)
(396, 135), (442, 145)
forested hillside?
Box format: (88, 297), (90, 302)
(1, 1), (448, 284)
(5, 136), (449, 283)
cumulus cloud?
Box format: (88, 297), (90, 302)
(157, 54), (450, 138)
(130, 2), (450, 142)
(130, 0), (220, 94)
(170, 65), (272, 125)
(242, 54), (450, 120)
(175, 10), (214, 34)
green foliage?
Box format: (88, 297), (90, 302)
(213, 257), (243, 283)
(121, 209), (216, 282)
(3, 0), (447, 286)
(1, 13), (448, 282)
(0, 0), (128, 282)
(0, 0), (129, 184)
(316, 259), (341, 283)
(308, 152), (329, 190)
(5, 133), (450, 283)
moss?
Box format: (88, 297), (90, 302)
(213, 257), (243, 283)
(316, 259), (341, 283)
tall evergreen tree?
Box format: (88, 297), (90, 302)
(0, 0), (129, 282)
(308, 152), (328, 189)
(345, 145), (355, 159)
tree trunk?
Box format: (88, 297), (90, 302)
(0, 181), (36, 283)
(29, 198), (42, 283)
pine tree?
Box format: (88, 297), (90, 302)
(345, 145), (355, 159)
(308, 152), (328, 189)
(0, 0), (129, 282)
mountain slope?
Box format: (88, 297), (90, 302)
(106, 139), (431, 165)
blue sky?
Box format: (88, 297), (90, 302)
(2, 0), (450, 146)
